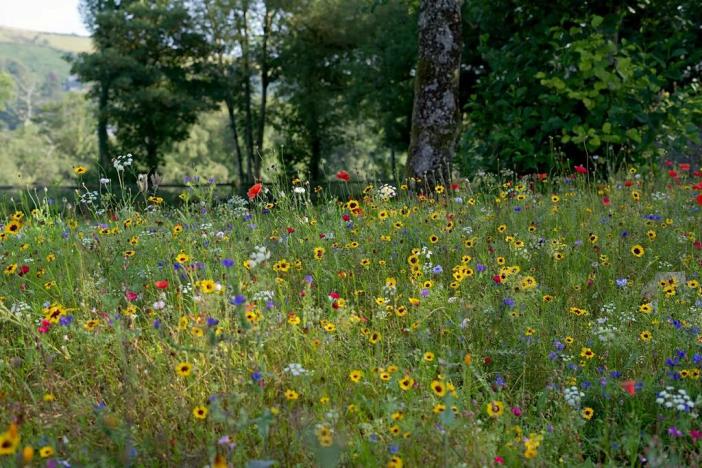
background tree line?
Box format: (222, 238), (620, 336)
(1, 0), (700, 187)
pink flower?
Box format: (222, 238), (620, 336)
(494, 456), (505, 465)
(511, 406), (522, 417)
(574, 165), (588, 174)
(336, 170), (350, 182)
(125, 290), (138, 302)
(690, 429), (702, 442)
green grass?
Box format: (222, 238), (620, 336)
(0, 165), (702, 466)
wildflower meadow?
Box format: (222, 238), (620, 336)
(2, 162), (702, 467)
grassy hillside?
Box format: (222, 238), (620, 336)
(0, 26), (91, 54)
(0, 26), (92, 128)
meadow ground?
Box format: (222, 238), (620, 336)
(1, 162), (702, 467)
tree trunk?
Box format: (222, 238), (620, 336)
(241, 3), (256, 181)
(145, 137), (158, 176)
(97, 83), (110, 172)
(308, 104), (322, 183)
(256, 4), (273, 162)
(225, 97), (246, 186)
(407, 0), (462, 191)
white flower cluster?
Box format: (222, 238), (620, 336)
(79, 190), (99, 205)
(564, 386), (584, 408)
(252, 290), (275, 302)
(284, 363), (309, 376)
(113, 154), (133, 172)
(594, 317), (618, 343)
(651, 192), (670, 201)
(10, 301), (30, 318)
(377, 184), (397, 200)
(656, 387), (695, 412)
(249, 245), (270, 267)
(293, 186), (306, 194)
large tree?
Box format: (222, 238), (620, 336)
(74, 0), (217, 174)
(407, 0), (462, 190)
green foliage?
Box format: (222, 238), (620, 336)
(0, 92), (97, 185)
(458, 1), (702, 174)
(0, 72), (12, 112)
(72, 0), (218, 172)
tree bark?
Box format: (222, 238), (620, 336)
(97, 83), (110, 172)
(240, 3), (256, 181)
(225, 96), (246, 186)
(256, 3), (273, 163)
(407, 0), (462, 191)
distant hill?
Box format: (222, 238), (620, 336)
(0, 26), (92, 128)
(0, 26), (92, 54)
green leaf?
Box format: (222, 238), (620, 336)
(590, 15), (604, 28)
(602, 122), (612, 134)
(626, 128), (642, 143)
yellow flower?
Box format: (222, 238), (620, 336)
(193, 405), (208, 420)
(39, 446), (54, 458)
(284, 389), (299, 400)
(0, 423), (20, 456)
(73, 165), (88, 175)
(580, 347), (595, 359)
(175, 361), (192, 377)
(430, 379), (446, 397)
(486, 400), (505, 417)
(581, 407), (594, 420)
(630, 244), (645, 257)
(399, 375), (414, 391)
(349, 370), (363, 383)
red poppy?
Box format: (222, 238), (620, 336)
(664, 159), (673, 167)
(342, 214), (350, 222)
(624, 180), (633, 187)
(694, 240), (702, 250)
(536, 173), (548, 181)
(680, 163), (690, 171)
(18, 265), (30, 276)
(694, 170), (702, 178)
(154, 280), (169, 289)
(668, 170), (678, 178)
(492, 275), (502, 284)
(602, 196), (610, 206)
(287, 227), (295, 234)
(574, 165), (588, 174)
(247, 183), (263, 200)
(621, 380), (636, 396)
(336, 170), (350, 182)
(451, 183), (460, 191)
(697, 193), (702, 206)
(693, 182), (702, 190)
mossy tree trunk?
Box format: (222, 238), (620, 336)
(407, 0), (462, 191)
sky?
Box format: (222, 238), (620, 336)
(0, 0), (88, 36)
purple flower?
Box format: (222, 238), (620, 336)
(251, 371), (263, 382)
(432, 265), (443, 274)
(153, 319), (161, 329)
(420, 288), (430, 297)
(476, 264), (486, 273)
(669, 426), (684, 437)
(304, 275), (314, 285)
(59, 315), (74, 326)
(230, 295), (246, 306)
(207, 317), (219, 327)
(616, 278), (628, 288)
(503, 297), (515, 308)
(221, 258), (234, 268)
